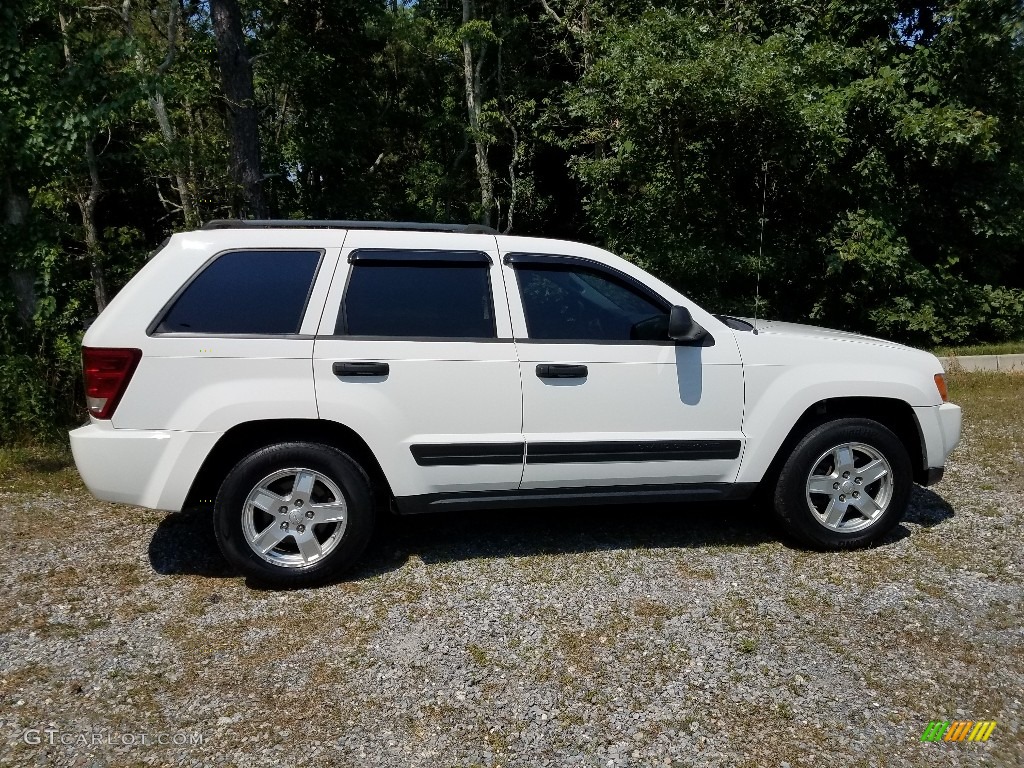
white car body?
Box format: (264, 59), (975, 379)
(70, 224), (961, 520)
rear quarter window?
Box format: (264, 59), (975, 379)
(153, 249), (322, 335)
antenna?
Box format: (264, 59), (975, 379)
(755, 160), (768, 325)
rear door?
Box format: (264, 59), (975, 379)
(312, 230), (524, 506)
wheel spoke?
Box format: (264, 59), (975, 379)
(251, 490), (285, 514)
(824, 498), (846, 528)
(295, 533), (323, 563)
(807, 475), (836, 495)
(291, 470), (316, 499)
(850, 493), (881, 519)
(858, 459), (888, 486)
(310, 501), (346, 524)
(833, 445), (855, 475)
(252, 523), (289, 554)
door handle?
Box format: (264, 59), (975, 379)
(333, 361), (389, 377)
(536, 363), (588, 379)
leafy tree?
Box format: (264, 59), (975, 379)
(564, 1), (1024, 343)
(1, 0), (1023, 441)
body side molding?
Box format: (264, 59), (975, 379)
(394, 481), (758, 515)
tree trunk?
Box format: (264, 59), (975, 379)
(151, 87), (198, 227)
(540, 1), (599, 158)
(210, 0), (268, 219)
(3, 175), (36, 324)
(462, 0), (494, 227)
(60, 11), (108, 312)
(78, 140), (109, 312)
(500, 114), (526, 234)
(540, 0), (595, 73)
(123, 0), (198, 227)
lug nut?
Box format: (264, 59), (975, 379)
(833, 482), (840, 490)
(839, 494), (846, 502)
(842, 471), (850, 479)
(305, 510), (314, 519)
(279, 506), (288, 514)
(280, 521), (289, 530)
(853, 491), (860, 498)
(854, 477), (862, 484)
(297, 524), (305, 533)
(295, 499), (304, 508)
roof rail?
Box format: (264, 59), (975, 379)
(201, 219), (499, 235)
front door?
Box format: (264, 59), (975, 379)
(501, 250), (745, 493)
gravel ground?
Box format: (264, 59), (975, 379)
(1, 375), (1021, 767)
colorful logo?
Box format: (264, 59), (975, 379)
(920, 721), (996, 742)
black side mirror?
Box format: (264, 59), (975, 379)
(668, 305), (708, 343)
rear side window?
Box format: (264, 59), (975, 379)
(154, 250), (322, 335)
(339, 250), (495, 338)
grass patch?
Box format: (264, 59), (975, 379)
(737, 636), (758, 654)
(466, 642), (490, 667)
(947, 371), (1024, 485)
(633, 598), (672, 629)
(947, 370), (1024, 419)
(0, 443), (78, 493)
(932, 340), (1024, 357)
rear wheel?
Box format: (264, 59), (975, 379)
(773, 418), (912, 549)
(214, 442), (375, 587)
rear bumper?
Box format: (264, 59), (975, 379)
(69, 421), (221, 511)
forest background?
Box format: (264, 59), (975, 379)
(1, 0), (1022, 440)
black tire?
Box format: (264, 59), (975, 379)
(773, 418), (912, 550)
(214, 442), (375, 587)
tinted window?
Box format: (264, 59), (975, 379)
(516, 264), (668, 341)
(340, 259), (495, 338)
(155, 250), (321, 334)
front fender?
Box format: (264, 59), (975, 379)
(736, 361), (941, 484)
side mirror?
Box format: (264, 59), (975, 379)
(668, 305), (708, 343)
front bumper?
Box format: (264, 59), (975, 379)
(70, 421), (221, 511)
(912, 402), (962, 481)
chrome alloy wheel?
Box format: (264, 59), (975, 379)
(241, 468), (348, 568)
(805, 442), (894, 533)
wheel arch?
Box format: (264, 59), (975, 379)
(754, 396), (927, 494)
(184, 419), (392, 510)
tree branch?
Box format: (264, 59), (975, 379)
(155, 0), (179, 76)
(539, 0), (562, 25)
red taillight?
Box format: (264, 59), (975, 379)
(82, 347), (142, 419)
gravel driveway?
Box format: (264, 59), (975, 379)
(1, 375), (1021, 767)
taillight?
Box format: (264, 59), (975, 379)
(934, 373), (949, 403)
(82, 347), (142, 419)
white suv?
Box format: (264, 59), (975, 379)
(70, 220), (962, 586)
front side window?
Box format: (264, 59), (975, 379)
(154, 249), (322, 335)
(515, 263), (669, 341)
(339, 251), (495, 338)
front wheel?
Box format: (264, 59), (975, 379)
(773, 418), (912, 549)
(214, 442), (375, 587)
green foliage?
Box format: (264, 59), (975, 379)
(1, 0), (1023, 443)
(563, 1), (1024, 344)
(819, 210), (1024, 343)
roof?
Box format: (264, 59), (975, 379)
(201, 219), (499, 235)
